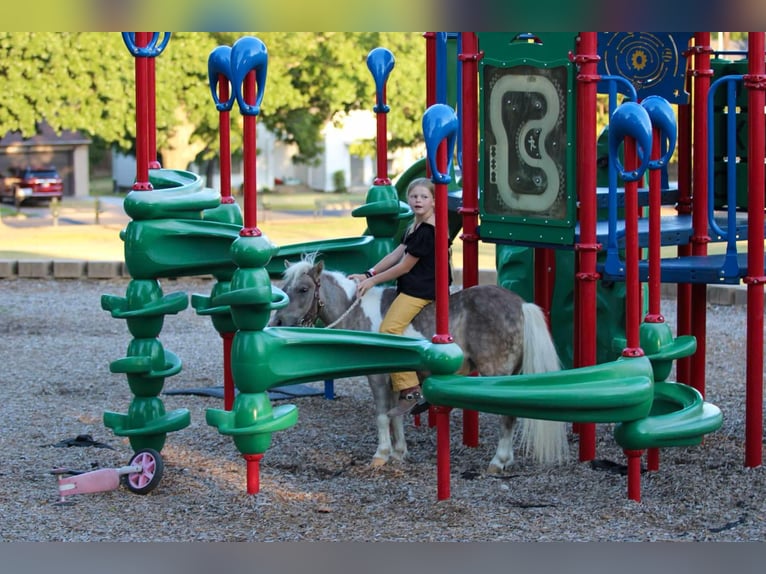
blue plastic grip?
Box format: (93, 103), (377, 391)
(608, 102), (653, 182)
(422, 104), (458, 185)
(231, 36), (268, 116)
(641, 95), (677, 169)
(122, 33), (171, 57)
(207, 45), (235, 112)
(367, 47), (395, 113)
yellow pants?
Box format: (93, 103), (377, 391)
(379, 292), (432, 393)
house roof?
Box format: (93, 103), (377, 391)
(0, 121), (91, 148)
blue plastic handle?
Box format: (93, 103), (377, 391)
(207, 45), (235, 112)
(231, 36), (268, 116)
(608, 102), (652, 182)
(422, 104), (458, 185)
(641, 95), (677, 169)
(122, 33), (171, 57)
(367, 47), (395, 113)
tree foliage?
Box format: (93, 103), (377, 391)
(0, 32), (428, 172)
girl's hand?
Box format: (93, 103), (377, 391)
(348, 273), (366, 282)
(356, 277), (374, 298)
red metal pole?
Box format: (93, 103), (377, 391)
(132, 32), (152, 191)
(433, 139), (453, 343)
(622, 137), (644, 355)
(573, 32), (600, 460)
(690, 33), (712, 396)
(675, 64), (694, 384)
(243, 453), (263, 495)
(374, 85), (391, 185)
(241, 70), (259, 235)
(459, 33), (480, 290)
(435, 406), (452, 500)
(222, 332), (235, 411)
(425, 32), (436, 107)
(624, 449), (642, 502)
(533, 248), (555, 321)
(645, 128), (663, 322)
(424, 33), (436, 181)
(458, 33), (481, 447)
(743, 32), (765, 468)
(147, 50), (160, 169)
(218, 73), (233, 202)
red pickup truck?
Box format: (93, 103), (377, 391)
(0, 166), (63, 204)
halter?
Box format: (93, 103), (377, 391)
(298, 272), (325, 327)
(297, 268), (362, 329)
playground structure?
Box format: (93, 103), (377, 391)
(100, 32), (766, 502)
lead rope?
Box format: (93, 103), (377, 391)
(324, 296), (363, 329)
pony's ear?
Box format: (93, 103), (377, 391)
(314, 260), (324, 274)
(284, 259), (292, 269)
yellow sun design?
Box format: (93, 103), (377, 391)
(631, 49), (648, 71)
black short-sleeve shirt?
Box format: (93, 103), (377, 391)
(397, 222), (451, 300)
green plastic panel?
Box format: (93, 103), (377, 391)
(477, 33), (577, 246)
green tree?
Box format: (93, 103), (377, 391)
(0, 32), (428, 175)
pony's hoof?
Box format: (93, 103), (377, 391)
(486, 463), (510, 475)
(370, 456), (388, 467)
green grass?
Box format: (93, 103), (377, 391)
(89, 175), (115, 196)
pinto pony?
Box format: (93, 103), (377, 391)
(270, 253), (569, 472)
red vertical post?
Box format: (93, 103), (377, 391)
(374, 85), (391, 185)
(624, 449), (642, 502)
(147, 49), (160, 169)
(425, 32), (436, 107)
(743, 32), (765, 468)
(435, 406), (452, 500)
(243, 454), (263, 495)
(458, 33), (480, 290)
(689, 33), (712, 396)
(573, 32), (600, 460)
(675, 66), (693, 384)
(132, 32), (152, 191)
(218, 74), (233, 202)
(533, 248), (555, 321)
(423, 102), (458, 500)
(241, 70), (259, 234)
(622, 137), (644, 355)
(433, 139), (452, 343)
(458, 33), (481, 447)
(222, 332), (235, 411)
(424, 32), (436, 182)
(645, 128), (663, 321)
(622, 138), (645, 502)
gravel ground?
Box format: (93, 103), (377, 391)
(0, 276), (764, 542)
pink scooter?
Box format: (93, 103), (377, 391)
(50, 448), (163, 504)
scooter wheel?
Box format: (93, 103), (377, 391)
(125, 448), (164, 494)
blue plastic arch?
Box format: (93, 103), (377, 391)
(641, 95), (677, 169)
(207, 45), (236, 112)
(608, 102), (653, 183)
(366, 47), (395, 114)
(122, 32), (171, 57)
(423, 104), (458, 185)
(231, 36), (268, 116)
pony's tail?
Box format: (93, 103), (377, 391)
(517, 302), (569, 465)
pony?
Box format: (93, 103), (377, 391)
(269, 253), (569, 473)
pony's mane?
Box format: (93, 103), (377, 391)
(281, 253), (318, 286)
(282, 252), (356, 295)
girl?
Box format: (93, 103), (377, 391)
(350, 177), (447, 416)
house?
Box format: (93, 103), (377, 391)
(0, 121), (91, 198)
(113, 110), (418, 194)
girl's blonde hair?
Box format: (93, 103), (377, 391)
(406, 177), (434, 197)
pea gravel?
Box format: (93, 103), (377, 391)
(0, 276), (763, 542)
